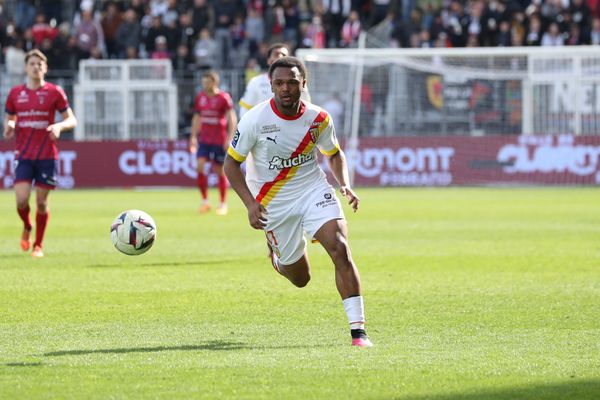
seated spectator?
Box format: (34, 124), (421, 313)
(591, 17), (600, 44)
(116, 9), (141, 59)
(193, 28), (218, 69)
(151, 35), (171, 59)
(340, 10), (361, 47)
(541, 21), (565, 46)
(101, 1), (123, 58)
(32, 13), (58, 46)
(73, 2), (105, 61)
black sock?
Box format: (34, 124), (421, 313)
(351, 328), (367, 339)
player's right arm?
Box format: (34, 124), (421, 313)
(224, 120), (266, 229)
(189, 113), (201, 154)
(3, 114), (16, 139)
(224, 155), (266, 230)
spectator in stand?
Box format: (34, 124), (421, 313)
(40, 0), (62, 26)
(229, 15), (248, 69)
(73, 2), (105, 62)
(150, 35), (170, 59)
(570, 0), (592, 30)
(191, 0), (215, 33)
(445, 0), (470, 47)
(525, 13), (543, 45)
(101, 1), (123, 58)
(14, 0), (36, 32)
(5, 38), (26, 86)
(32, 13), (58, 46)
(541, 21), (565, 46)
(567, 22), (585, 44)
(213, 0), (238, 68)
(590, 17), (600, 44)
(177, 11), (196, 54)
(282, 0), (301, 46)
(322, 0), (351, 48)
(162, 0), (180, 27)
(246, 5), (265, 55)
(193, 27), (218, 69)
(497, 19), (512, 46)
(145, 15), (166, 55)
(340, 10), (361, 47)
(116, 8), (141, 59)
(150, 0), (169, 19)
(302, 14), (326, 48)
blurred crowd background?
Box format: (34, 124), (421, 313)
(1, 0), (600, 77)
(1, 0), (600, 138)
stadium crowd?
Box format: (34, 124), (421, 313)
(1, 0), (600, 76)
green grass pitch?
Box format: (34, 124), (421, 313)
(1, 187), (599, 399)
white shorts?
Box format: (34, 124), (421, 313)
(264, 184), (345, 265)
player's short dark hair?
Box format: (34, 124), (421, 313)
(267, 42), (289, 59)
(25, 49), (47, 64)
(269, 56), (307, 80)
(202, 69), (219, 82)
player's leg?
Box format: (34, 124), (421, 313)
(195, 145), (210, 213)
(213, 146), (228, 215)
(265, 215), (311, 287)
(32, 185), (51, 257)
(313, 219), (372, 347)
(15, 182), (33, 251)
(14, 160), (34, 251)
(30, 160), (57, 258)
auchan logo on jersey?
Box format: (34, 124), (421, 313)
(269, 153), (314, 170)
(497, 135), (600, 181)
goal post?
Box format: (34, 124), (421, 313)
(297, 45), (600, 138)
(74, 59), (178, 141)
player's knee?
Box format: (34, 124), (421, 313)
(16, 199), (29, 209)
(292, 273), (311, 288)
(329, 238), (352, 265)
(36, 201), (48, 213)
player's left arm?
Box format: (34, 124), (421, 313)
(47, 108), (77, 141)
(3, 114), (16, 139)
(326, 149), (359, 212)
(224, 108), (238, 150)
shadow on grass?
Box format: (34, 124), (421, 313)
(88, 259), (249, 268)
(396, 379), (600, 400)
(42, 341), (335, 357)
(43, 341), (245, 356)
(4, 362), (43, 367)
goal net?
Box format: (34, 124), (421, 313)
(296, 46), (600, 186)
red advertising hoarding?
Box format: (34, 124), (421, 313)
(1, 135), (599, 188)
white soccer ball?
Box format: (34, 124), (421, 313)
(110, 209), (157, 255)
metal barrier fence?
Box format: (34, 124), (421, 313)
(0, 64), (247, 140)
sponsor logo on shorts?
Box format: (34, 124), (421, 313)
(269, 153), (313, 170)
(315, 193), (336, 208)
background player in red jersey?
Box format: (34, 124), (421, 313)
(3, 49), (77, 258)
(188, 70), (237, 216)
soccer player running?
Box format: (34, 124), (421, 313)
(3, 49), (77, 258)
(238, 43), (310, 119)
(224, 56), (373, 347)
(189, 70), (238, 215)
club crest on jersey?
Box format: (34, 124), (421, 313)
(309, 126), (320, 143)
(269, 153), (313, 170)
